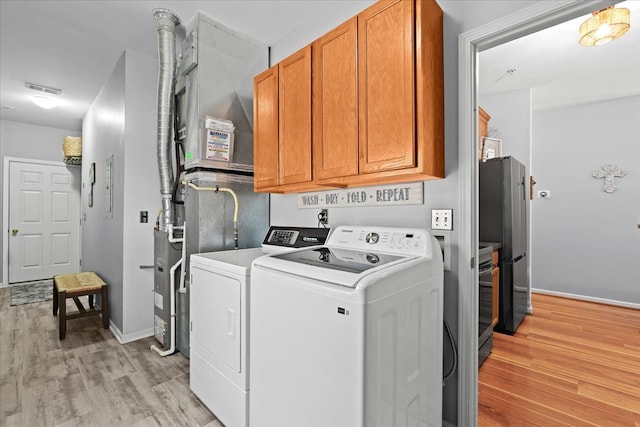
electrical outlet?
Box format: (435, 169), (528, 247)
(431, 209), (453, 230)
(318, 209), (329, 225)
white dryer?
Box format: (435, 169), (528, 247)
(189, 226), (330, 427)
(250, 226), (444, 427)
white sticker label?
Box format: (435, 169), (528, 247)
(154, 292), (163, 310)
(205, 129), (232, 161)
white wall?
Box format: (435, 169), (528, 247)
(0, 119), (80, 284)
(122, 50), (160, 338)
(481, 89), (532, 169)
(268, 1), (540, 424)
(531, 96), (640, 304)
(82, 53), (126, 331)
(82, 49), (159, 341)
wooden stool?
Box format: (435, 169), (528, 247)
(53, 272), (109, 339)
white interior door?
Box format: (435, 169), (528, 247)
(8, 160), (80, 283)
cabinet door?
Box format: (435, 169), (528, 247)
(492, 267), (500, 327)
(358, 0), (415, 174)
(254, 66), (279, 189)
(279, 45), (312, 185)
(313, 18), (358, 180)
(491, 250), (500, 326)
(479, 106), (491, 159)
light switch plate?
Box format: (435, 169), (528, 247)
(431, 209), (453, 230)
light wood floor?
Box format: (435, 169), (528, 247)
(479, 293), (640, 426)
(4, 287), (638, 426)
(0, 286), (222, 427)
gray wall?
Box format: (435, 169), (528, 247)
(122, 50), (162, 336)
(0, 119), (80, 284)
(531, 96), (640, 304)
(82, 49), (159, 341)
(481, 89), (532, 170)
(268, 0), (539, 424)
(82, 52), (126, 332)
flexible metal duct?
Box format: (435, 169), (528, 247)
(153, 8), (180, 232)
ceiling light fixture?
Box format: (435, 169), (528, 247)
(25, 82), (62, 109)
(579, 6), (631, 46)
(32, 95), (58, 109)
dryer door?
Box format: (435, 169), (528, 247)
(191, 266), (241, 372)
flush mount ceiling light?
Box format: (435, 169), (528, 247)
(579, 6), (631, 46)
(25, 82), (62, 109)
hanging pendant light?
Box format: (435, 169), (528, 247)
(579, 6), (631, 46)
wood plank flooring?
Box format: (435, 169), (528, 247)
(479, 293), (640, 426)
(0, 286), (222, 427)
(4, 285), (638, 426)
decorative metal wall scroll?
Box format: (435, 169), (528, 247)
(592, 164), (627, 193)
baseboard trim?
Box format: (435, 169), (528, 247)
(109, 321), (154, 344)
(532, 288), (640, 310)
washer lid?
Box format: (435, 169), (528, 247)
(254, 246), (414, 288)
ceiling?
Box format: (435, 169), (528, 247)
(1, 0), (360, 131)
(1, 1), (639, 132)
(480, 1), (640, 110)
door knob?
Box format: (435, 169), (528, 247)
(11, 229), (18, 236)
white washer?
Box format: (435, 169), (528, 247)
(189, 227), (330, 427)
(250, 226), (444, 427)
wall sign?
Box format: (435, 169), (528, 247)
(592, 164), (627, 193)
(297, 182), (423, 209)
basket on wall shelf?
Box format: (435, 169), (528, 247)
(63, 136), (82, 166)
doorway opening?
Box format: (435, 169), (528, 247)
(456, 1), (618, 424)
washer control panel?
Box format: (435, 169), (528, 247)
(327, 226), (432, 257)
(267, 229), (299, 245)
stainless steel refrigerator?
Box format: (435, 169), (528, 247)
(479, 156), (529, 334)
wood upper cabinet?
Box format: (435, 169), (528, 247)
(253, 0), (444, 193)
(358, 0), (415, 174)
(253, 66), (279, 190)
(253, 46), (312, 191)
(313, 18), (359, 180)
(479, 106), (491, 159)
(278, 46), (312, 185)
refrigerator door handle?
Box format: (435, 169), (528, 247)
(503, 254), (525, 264)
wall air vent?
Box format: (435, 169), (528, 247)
(25, 82), (62, 96)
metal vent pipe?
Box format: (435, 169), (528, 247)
(153, 8), (180, 232)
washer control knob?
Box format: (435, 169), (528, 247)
(365, 232), (379, 244)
